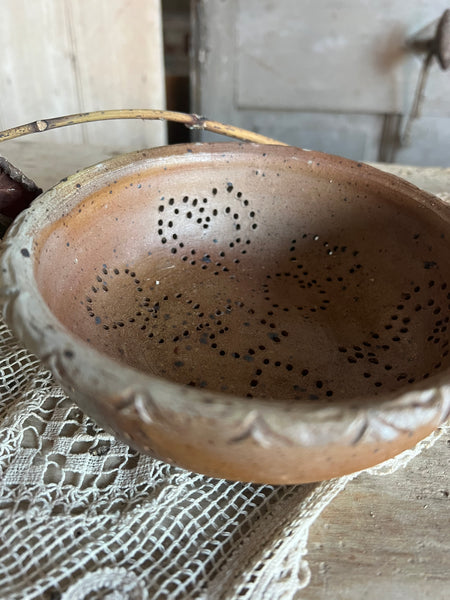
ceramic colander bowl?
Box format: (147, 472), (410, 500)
(0, 112), (449, 483)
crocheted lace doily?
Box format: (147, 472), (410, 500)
(0, 319), (444, 600)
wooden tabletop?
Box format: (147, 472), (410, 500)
(1, 139), (449, 599)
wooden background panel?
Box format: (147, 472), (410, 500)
(67, 0), (166, 149)
(234, 110), (384, 161)
(0, 0), (166, 150)
(395, 117), (450, 167)
(235, 0), (450, 115)
(192, 0), (450, 165)
(0, 0), (83, 144)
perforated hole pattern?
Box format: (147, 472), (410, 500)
(37, 149), (450, 404)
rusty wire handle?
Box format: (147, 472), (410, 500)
(0, 109), (287, 147)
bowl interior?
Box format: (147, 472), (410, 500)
(34, 145), (450, 403)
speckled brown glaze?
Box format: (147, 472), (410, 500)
(1, 143), (449, 483)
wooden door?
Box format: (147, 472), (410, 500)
(192, 0), (450, 166)
(0, 0), (166, 151)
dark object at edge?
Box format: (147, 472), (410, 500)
(0, 156), (42, 236)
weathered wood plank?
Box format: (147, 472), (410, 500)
(67, 0), (166, 149)
(306, 431), (450, 599)
(0, 140), (120, 190)
(0, 0), (166, 150)
(235, 0), (450, 115)
(192, 0), (450, 164)
(0, 0), (82, 144)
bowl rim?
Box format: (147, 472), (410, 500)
(1, 141), (449, 449)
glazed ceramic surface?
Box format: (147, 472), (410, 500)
(1, 143), (449, 483)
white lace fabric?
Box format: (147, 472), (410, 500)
(0, 319), (445, 600)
